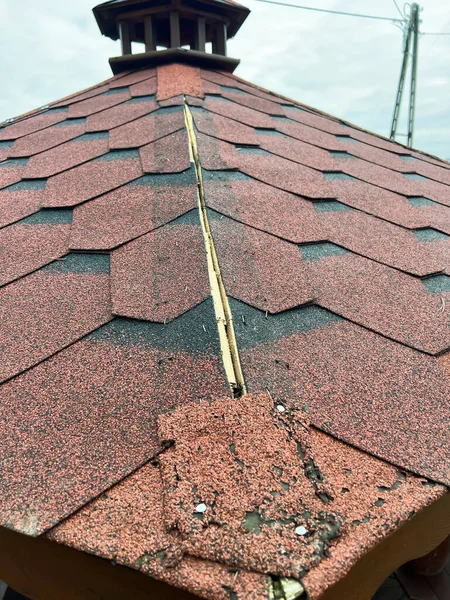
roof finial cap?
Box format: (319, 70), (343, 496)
(93, 0), (250, 73)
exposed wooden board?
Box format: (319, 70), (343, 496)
(184, 104), (246, 397)
(0, 526), (197, 600)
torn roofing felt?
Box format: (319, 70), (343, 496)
(0, 61), (450, 600)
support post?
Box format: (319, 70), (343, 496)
(119, 21), (132, 55)
(407, 4), (419, 148)
(194, 17), (206, 52)
(213, 22), (227, 56)
(390, 17), (413, 140)
(144, 16), (156, 52)
(390, 3), (420, 147)
(170, 12), (181, 48)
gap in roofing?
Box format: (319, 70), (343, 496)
(299, 242), (348, 261)
(154, 105), (184, 115)
(71, 132), (110, 142)
(284, 106), (305, 114)
(323, 171), (357, 181)
(221, 85), (246, 94)
(255, 128), (285, 136)
(336, 135), (357, 142)
(54, 117), (87, 127)
(42, 252), (110, 274)
(95, 149), (140, 161)
(5, 179), (46, 190)
(126, 95), (156, 104)
(101, 87), (129, 96)
(46, 107), (69, 114)
(235, 145), (269, 155)
(0, 157), (29, 168)
(404, 173), (429, 181)
(414, 228), (450, 242)
(271, 115), (290, 121)
(329, 151), (355, 159)
(184, 102), (246, 397)
(422, 274), (450, 294)
(408, 196), (436, 207)
(229, 297), (342, 348)
(205, 94), (232, 102)
(17, 208), (73, 225)
(0, 140), (14, 149)
(312, 199), (352, 212)
(399, 155), (417, 161)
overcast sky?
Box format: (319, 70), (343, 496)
(0, 0), (448, 158)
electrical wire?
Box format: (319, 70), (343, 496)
(246, 0), (404, 23)
(422, 19), (450, 56)
(392, 0), (404, 18)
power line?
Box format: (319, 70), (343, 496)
(423, 19), (450, 56)
(422, 31), (450, 35)
(392, 0), (404, 18)
(246, 0), (404, 23)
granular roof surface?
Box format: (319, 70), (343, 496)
(1, 62), (450, 600)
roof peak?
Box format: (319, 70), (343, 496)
(93, 0), (250, 74)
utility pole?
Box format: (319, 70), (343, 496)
(390, 3), (420, 148)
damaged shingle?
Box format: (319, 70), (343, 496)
(157, 393), (342, 580)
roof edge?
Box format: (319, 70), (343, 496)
(109, 48), (240, 74)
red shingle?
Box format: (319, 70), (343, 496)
(0, 258), (111, 383)
(0, 159), (29, 190)
(43, 151), (143, 207)
(0, 220), (70, 286)
(109, 106), (185, 148)
(130, 76), (158, 97)
(201, 95), (274, 128)
(86, 97), (158, 132)
(68, 89), (131, 118)
(309, 252), (449, 354)
(8, 121), (87, 157)
(156, 64), (204, 101)
(234, 310), (450, 485)
(203, 176), (438, 275)
(210, 214), (314, 312)
(201, 69), (293, 105)
(23, 133), (110, 178)
(70, 172), (198, 250)
(111, 213), (210, 322)
(109, 68), (156, 88)
(140, 129), (191, 173)
(0, 299), (228, 535)
(51, 84), (110, 108)
(0, 109), (69, 141)
(0, 183), (44, 228)
(192, 107), (259, 145)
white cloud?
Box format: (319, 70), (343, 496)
(0, 0), (449, 158)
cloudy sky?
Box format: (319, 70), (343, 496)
(0, 0), (449, 158)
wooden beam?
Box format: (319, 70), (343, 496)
(0, 526), (198, 600)
(144, 15), (156, 51)
(170, 11), (181, 48)
(119, 21), (132, 55)
(214, 22), (227, 56)
(194, 17), (206, 52)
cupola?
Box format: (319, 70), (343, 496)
(93, 0), (250, 74)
